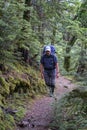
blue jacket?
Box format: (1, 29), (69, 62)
(40, 54), (58, 70)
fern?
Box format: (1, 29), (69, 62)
(52, 89), (87, 130)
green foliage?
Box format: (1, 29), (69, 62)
(78, 0), (87, 27)
(0, 101), (26, 130)
(0, 0), (87, 129)
(0, 0), (24, 64)
(0, 0), (86, 74)
(51, 86), (87, 130)
(0, 77), (10, 95)
(0, 114), (15, 130)
(15, 107), (26, 122)
(0, 63), (47, 130)
(18, 20), (41, 57)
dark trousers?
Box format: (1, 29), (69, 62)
(44, 69), (56, 93)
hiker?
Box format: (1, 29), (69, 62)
(40, 45), (59, 97)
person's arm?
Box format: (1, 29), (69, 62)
(40, 63), (44, 79)
(55, 62), (60, 78)
(54, 55), (59, 78)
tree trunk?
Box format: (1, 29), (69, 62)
(23, 0), (31, 21)
(64, 36), (76, 71)
(51, 27), (56, 45)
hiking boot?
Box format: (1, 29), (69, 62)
(49, 93), (54, 97)
(49, 88), (54, 97)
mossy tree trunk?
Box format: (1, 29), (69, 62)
(77, 43), (87, 75)
(21, 0), (31, 63)
(36, 2), (45, 44)
(23, 0), (31, 21)
(76, 0), (87, 75)
(64, 36), (76, 71)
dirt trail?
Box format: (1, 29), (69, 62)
(16, 76), (76, 130)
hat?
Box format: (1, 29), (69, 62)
(45, 46), (51, 52)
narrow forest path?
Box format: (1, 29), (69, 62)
(16, 76), (77, 130)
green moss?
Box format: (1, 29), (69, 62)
(0, 63), (47, 130)
(0, 114), (15, 130)
(0, 77), (6, 86)
(37, 79), (47, 93)
(0, 108), (3, 117)
(15, 106), (26, 122)
(0, 77), (10, 95)
(0, 95), (4, 108)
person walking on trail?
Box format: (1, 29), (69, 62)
(40, 45), (59, 97)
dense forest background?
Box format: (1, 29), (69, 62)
(0, 0), (87, 74)
(0, 0), (87, 130)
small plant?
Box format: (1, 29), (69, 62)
(51, 88), (87, 130)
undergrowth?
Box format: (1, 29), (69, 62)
(0, 63), (47, 130)
(51, 86), (87, 130)
(0, 94), (26, 130)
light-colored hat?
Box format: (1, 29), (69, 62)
(45, 46), (51, 52)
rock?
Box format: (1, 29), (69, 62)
(64, 85), (68, 88)
(17, 120), (29, 127)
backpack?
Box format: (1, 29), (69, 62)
(42, 45), (56, 55)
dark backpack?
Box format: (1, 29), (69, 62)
(42, 45), (56, 55)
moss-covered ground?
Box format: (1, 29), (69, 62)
(0, 63), (47, 130)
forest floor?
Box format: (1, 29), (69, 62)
(16, 75), (77, 130)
